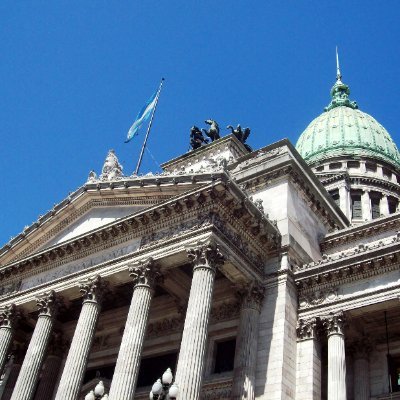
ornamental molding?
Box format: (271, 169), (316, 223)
(296, 237), (400, 293)
(322, 215), (400, 252)
(201, 377), (233, 400)
(129, 258), (162, 288)
(36, 290), (62, 318)
(321, 311), (346, 336)
(210, 301), (240, 322)
(349, 176), (400, 195)
(236, 281), (265, 312)
(79, 275), (108, 304)
(0, 303), (20, 329)
(0, 180), (279, 293)
(186, 242), (225, 272)
(146, 315), (184, 338)
(299, 287), (339, 309)
(296, 317), (318, 340)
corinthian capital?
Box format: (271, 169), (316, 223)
(129, 258), (162, 288)
(186, 242), (225, 272)
(322, 311), (346, 336)
(36, 290), (62, 318)
(79, 275), (108, 304)
(297, 317), (318, 340)
(0, 303), (20, 330)
(237, 281), (265, 312)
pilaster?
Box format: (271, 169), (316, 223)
(108, 258), (161, 400)
(174, 242), (224, 400)
(232, 282), (265, 400)
(296, 317), (321, 400)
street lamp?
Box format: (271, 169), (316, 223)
(84, 380), (109, 400)
(149, 368), (179, 400)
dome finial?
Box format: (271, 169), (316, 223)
(324, 48), (358, 112)
(336, 46), (342, 82)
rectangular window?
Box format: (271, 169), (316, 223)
(329, 162), (342, 170)
(388, 197), (398, 214)
(213, 338), (236, 374)
(383, 168), (392, 180)
(136, 352), (178, 388)
(329, 190), (340, 207)
(351, 193), (362, 219)
(347, 161), (360, 169)
(366, 162), (377, 173)
(370, 194), (381, 219)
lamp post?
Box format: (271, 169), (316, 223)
(149, 368), (179, 400)
(84, 381), (109, 400)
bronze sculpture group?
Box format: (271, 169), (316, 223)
(190, 119), (252, 151)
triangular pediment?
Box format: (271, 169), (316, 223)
(0, 175), (210, 266)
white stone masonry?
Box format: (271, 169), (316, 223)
(0, 304), (18, 375)
(232, 282), (265, 400)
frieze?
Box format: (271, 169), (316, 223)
(146, 316), (184, 338)
(201, 378), (233, 400)
(210, 301), (240, 322)
(298, 287), (339, 309)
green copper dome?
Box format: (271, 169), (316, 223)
(296, 74), (400, 168)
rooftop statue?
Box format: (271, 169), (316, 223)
(202, 119), (220, 142)
(227, 124), (252, 151)
(190, 126), (208, 150)
(100, 149), (123, 181)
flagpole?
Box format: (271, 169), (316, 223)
(134, 78), (165, 175)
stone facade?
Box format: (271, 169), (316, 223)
(1, 83), (400, 400)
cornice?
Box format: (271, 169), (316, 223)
(295, 237), (400, 293)
(321, 213), (400, 252)
(0, 179), (280, 289)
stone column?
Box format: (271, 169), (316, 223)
(323, 312), (347, 400)
(11, 291), (61, 400)
(54, 275), (107, 400)
(108, 259), (161, 400)
(174, 243), (225, 400)
(34, 332), (66, 400)
(339, 185), (351, 220)
(352, 337), (371, 400)
(232, 282), (265, 400)
(0, 304), (19, 375)
(380, 194), (390, 216)
(2, 345), (26, 400)
(362, 190), (371, 221)
(295, 317), (321, 400)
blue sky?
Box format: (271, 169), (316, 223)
(1, 1), (400, 246)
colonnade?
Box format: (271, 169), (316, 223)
(0, 242), (266, 400)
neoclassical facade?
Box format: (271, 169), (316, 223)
(0, 70), (400, 400)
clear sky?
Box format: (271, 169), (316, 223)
(1, 1), (400, 247)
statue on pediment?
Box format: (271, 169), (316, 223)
(202, 119), (220, 142)
(190, 126), (208, 150)
(227, 124), (252, 151)
(100, 150), (123, 181)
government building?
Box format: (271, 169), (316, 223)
(0, 67), (400, 400)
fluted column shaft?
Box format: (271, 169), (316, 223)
(11, 292), (60, 400)
(232, 283), (264, 400)
(353, 357), (369, 400)
(109, 259), (161, 400)
(55, 275), (106, 400)
(175, 243), (224, 400)
(0, 305), (19, 375)
(324, 312), (347, 400)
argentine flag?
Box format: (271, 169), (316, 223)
(125, 90), (158, 143)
